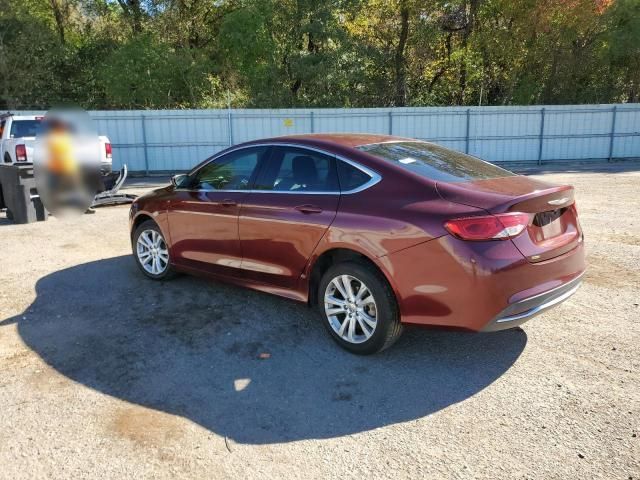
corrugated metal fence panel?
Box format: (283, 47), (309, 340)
(542, 108), (612, 160)
(314, 109), (391, 135)
(614, 106), (640, 158)
(470, 109), (542, 162)
(143, 112), (229, 171)
(8, 104), (640, 171)
(232, 109), (313, 143)
(91, 112), (146, 171)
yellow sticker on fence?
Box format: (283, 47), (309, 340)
(283, 118), (294, 127)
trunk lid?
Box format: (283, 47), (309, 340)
(437, 176), (582, 262)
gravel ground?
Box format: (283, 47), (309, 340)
(0, 164), (638, 479)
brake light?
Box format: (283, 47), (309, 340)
(104, 142), (112, 159)
(444, 212), (530, 241)
(15, 144), (27, 162)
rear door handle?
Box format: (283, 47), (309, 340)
(295, 204), (323, 214)
(220, 199), (237, 207)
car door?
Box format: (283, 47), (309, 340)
(168, 146), (269, 277)
(238, 145), (340, 288)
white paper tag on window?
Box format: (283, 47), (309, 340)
(399, 157), (417, 164)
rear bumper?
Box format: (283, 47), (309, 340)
(481, 272), (584, 332)
(383, 233), (586, 331)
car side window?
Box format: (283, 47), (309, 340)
(336, 160), (372, 191)
(255, 146), (339, 192)
(190, 147), (266, 191)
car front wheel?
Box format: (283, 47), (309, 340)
(318, 261), (403, 354)
(132, 220), (175, 280)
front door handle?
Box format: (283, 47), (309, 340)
(220, 199), (237, 207)
(295, 204), (323, 214)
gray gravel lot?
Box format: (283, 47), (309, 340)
(0, 164), (638, 479)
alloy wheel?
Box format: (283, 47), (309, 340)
(324, 274), (378, 344)
(136, 229), (169, 275)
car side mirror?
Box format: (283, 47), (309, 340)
(171, 174), (188, 188)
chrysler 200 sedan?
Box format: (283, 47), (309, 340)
(129, 134), (585, 354)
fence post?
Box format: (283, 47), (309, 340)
(310, 111), (315, 133)
(537, 108), (546, 165)
(465, 108), (471, 154)
(608, 105), (618, 162)
(141, 114), (149, 175)
(227, 108), (234, 146)
(388, 110), (393, 135)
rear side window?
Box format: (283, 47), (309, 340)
(255, 146), (339, 192)
(337, 160), (371, 191)
(357, 141), (514, 183)
(10, 120), (42, 138)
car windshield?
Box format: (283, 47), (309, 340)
(10, 119), (43, 138)
(357, 141), (514, 183)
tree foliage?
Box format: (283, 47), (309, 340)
(0, 0), (637, 109)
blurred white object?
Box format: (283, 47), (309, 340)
(31, 110), (105, 216)
(0, 112), (112, 172)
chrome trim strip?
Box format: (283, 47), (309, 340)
(509, 271), (584, 305)
(496, 276), (583, 324)
(176, 142), (381, 195)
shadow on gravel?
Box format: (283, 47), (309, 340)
(2, 256), (527, 444)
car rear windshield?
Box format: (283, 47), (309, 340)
(10, 120), (42, 138)
(357, 141), (514, 182)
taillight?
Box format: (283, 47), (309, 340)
(444, 212), (530, 241)
(15, 144), (27, 162)
(105, 142), (112, 159)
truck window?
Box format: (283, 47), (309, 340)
(0, 120), (5, 138)
(10, 120), (43, 138)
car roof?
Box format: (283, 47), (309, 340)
(257, 133), (415, 149)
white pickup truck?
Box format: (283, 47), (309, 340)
(0, 113), (113, 174)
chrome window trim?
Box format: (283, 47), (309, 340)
(175, 143), (381, 195)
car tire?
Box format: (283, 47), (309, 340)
(132, 219), (176, 280)
(318, 261), (403, 355)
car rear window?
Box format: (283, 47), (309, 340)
(357, 141), (514, 183)
(10, 120), (42, 138)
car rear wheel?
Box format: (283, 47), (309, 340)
(318, 261), (402, 354)
(132, 220), (175, 280)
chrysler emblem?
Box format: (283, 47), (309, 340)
(548, 197), (569, 206)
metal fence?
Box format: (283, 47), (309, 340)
(13, 104), (640, 172)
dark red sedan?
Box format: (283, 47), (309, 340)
(129, 134), (585, 354)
